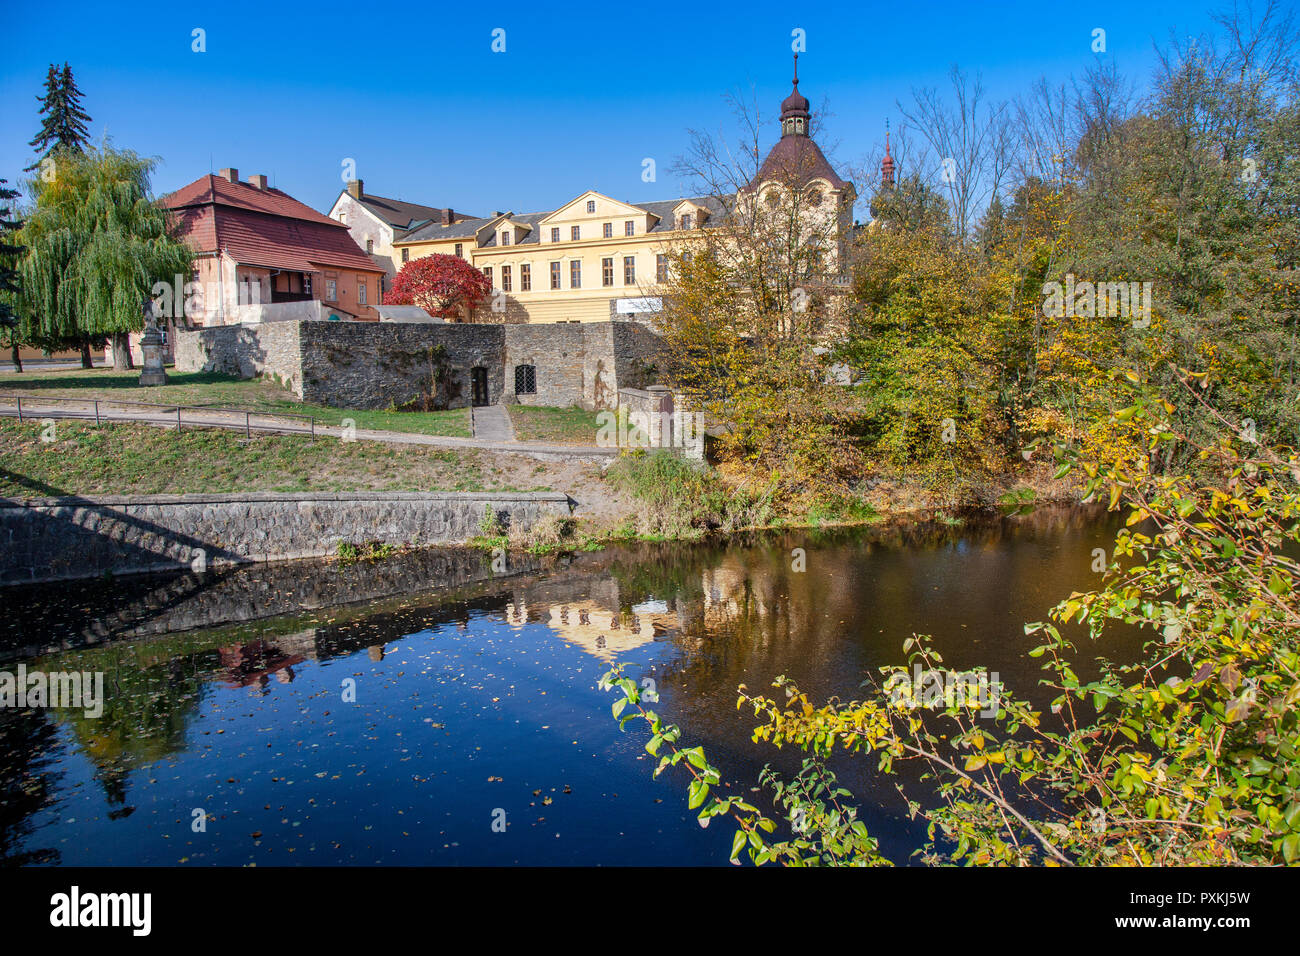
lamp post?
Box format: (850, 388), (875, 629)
(138, 297), (167, 386)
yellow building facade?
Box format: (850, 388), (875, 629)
(390, 60), (855, 324)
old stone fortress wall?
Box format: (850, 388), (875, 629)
(173, 318), (663, 411)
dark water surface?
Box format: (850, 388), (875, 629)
(0, 505), (1141, 866)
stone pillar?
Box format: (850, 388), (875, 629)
(138, 299), (167, 386)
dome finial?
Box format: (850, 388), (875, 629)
(793, 52), (799, 87)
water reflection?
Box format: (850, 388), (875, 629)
(0, 505), (1138, 866)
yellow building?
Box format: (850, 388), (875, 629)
(390, 60), (855, 325)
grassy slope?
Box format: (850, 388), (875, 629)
(0, 368), (472, 437)
(506, 404), (602, 444)
(0, 419), (550, 497)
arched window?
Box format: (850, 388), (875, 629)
(515, 364), (536, 395)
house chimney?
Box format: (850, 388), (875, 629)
(249, 174), (268, 190)
(218, 167), (239, 183)
(442, 207), (454, 223)
(347, 179), (364, 199)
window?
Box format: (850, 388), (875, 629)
(401, 248), (409, 263)
(303, 274), (312, 295)
(501, 231), (511, 245)
(602, 257), (614, 287)
(520, 263), (531, 291)
(586, 200), (596, 213)
(571, 225), (580, 241)
(680, 213), (694, 230)
(569, 260), (581, 288)
(325, 279), (337, 301)
(625, 220), (635, 236)
(484, 266), (493, 285)
(623, 256), (635, 285)
(656, 254), (669, 283)
(551, 227), (560, 242)
(603, 222), (613, 238)
(501, 265), (512, 292)
(365, 238), (374, 254)
(515, 364), (536, 395)
(358, 279), (368, 304)
(550, 261), (561, 289)
(455, 243), (463, 257)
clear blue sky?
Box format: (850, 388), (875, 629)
(0, 0), (1247, 219)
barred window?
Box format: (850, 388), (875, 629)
(515, 364), (536, 395)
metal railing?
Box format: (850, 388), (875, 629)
(0, 392), (319, 438)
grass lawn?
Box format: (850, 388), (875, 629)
(0, 419), (551, 497)
(0, 367), (472, 438)
(507, 404), (603, 444)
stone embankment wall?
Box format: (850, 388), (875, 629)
(0, 491), (572, 585)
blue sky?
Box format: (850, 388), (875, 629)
(0, 0), (1251, 219)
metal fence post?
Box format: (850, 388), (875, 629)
(246, 411), (251, 437)
(94, 400), (100, 426)
(177, 406), (181, 431)
(15, 396), (21, 422)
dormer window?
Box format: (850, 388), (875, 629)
(680, 213), (693, 230)
(586, 200), (596, 213)
(501, 230), (511, 245)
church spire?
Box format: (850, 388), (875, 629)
(880, 119), (895, 188)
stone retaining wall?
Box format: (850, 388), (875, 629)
(0, 491), (572, 585)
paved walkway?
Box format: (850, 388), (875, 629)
(0, 395), (614, 459)
(471, 404), (515, 442)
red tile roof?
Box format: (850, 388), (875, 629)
(163, 174), (382, 274)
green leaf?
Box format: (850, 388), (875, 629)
(729, 830), (747, 864)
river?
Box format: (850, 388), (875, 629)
(0, 504), (1141, 866)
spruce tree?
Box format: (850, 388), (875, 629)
(0, 179), (23, 371)
(26, 62), (91, 172)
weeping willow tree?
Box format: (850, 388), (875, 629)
(18, 147), (192, 368)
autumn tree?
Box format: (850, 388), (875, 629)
(386, 253), (491, 322)
(656, 88), (867, 504)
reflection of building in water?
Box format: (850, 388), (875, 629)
(218, 640), (306, 691)
(544, 600), (679, 663)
